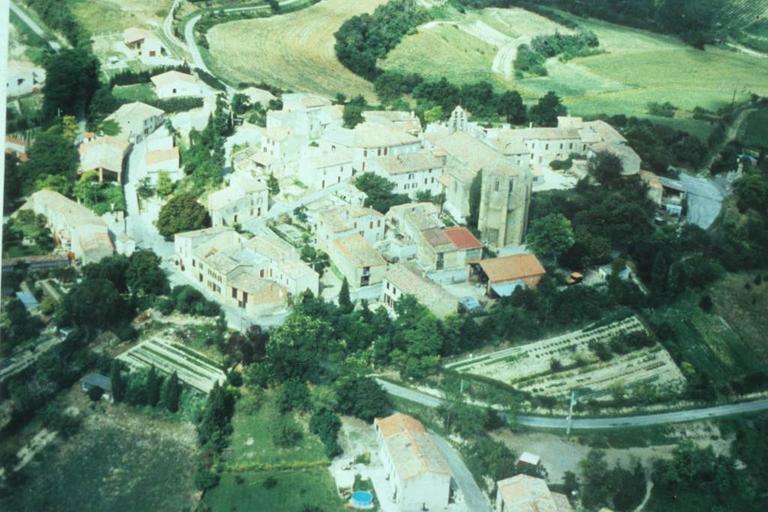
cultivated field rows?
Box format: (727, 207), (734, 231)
(518, 347), (686, 398)
(447, 316), (686, 399)
(117, 338), (226, 392)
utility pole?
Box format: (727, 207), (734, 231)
(566, 390), (577, 435)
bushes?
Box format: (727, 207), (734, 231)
(309, 408), (342, 458)
(168, 285), (222, 317)
(109, 64), (191, 87)
(156, 192), (210, 238)
(148, 96), (204, 113)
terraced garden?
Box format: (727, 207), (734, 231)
(447, 316), (686, 400)
(117, 338), (226, 392)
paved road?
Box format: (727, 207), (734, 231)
(376, 379), (768, 430)
(9, 0), (61, 51)
(430, 432), (492, 512)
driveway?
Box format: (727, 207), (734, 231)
(9, 0), (62, 51)
(430, 432), (492, 512)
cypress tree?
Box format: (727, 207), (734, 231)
(110, 360), (126, 403)
(162, 371), (181, 413)
(146, 366), (163, 407)
(339, 277), (353, 313)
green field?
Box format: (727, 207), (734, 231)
(381, 5), (768, 137)
(205, 469), (344, 512)
(648, 296), (761, 387)
(112, 83), (157, 102)
(1, 419), (197, 512)
(737, 108), (768, 148)
(225, 392), (327, 468)
(204, 390), (343, 511)
(66, 0), (172, 34)
(710, 272), (768, 364)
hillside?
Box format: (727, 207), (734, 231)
(205, 0), (385, 100)
(380, 5), (768, 138)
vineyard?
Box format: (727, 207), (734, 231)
(447, 316), (686, 400)
(117, 338), (226, 392)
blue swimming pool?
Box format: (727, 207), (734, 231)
(350, 490), (375, 509)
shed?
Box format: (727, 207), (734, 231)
(476, 253), (546, 296)
(80, 373), (113, 400)
(15, 290), (39, 312)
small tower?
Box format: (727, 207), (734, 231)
(449, 105), (467, 132)
(478, 162), (532, 248)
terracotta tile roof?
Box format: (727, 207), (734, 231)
(377, 413), (426, 438)
(375, 413), (451, 481)
(443, 226), (482, 250)
(145, 146), (179, 166)
(478, 253), (545, 283)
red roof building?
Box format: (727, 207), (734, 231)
(443, 226), (482, 250)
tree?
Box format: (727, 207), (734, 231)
(197, 381), (235, 447)
(58, 278), (125, 328)
(423, 105), (444, 124)
(300, 245), (330, 276)
(463, 438), (517, 489)
(110, 360), (127, 403)
(267, 173), (280, 196)
(580, 449), (611, 510)
(343, 95), (367, 128)
(146, 366), (163, 407)
(42, 48), (101, 121)
(276, 379), (311, 413)
(4, 154), (22, 213)
(354, 173), (409, 213)
(589, 151), (625, 189)
(21, 127), (79, 195)
(334, 376), (390, 422)
(526, 213), (575, 265)
(468, 170), (482, 228)
(1, 297), (42, 347)
(497, 90), (526, 125)
(156, 171), (174, 198)
(162, 371), (182, 413)
(156, 193), (210, 238)
(338, 278), (353, 313)
(82, 254), (130, 293)
(126, 250), (169, 298)
(529, 91), (566, 127)
(309, 408), (342, 457)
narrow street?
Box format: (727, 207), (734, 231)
(430, 432), (492, 512)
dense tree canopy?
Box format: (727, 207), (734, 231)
(42, 49), (101, 121)
(57, 278), (126, 328)
(353, 173), (409, 213)
(156, 193), (210, 238)
(529, 91), (567, 127)
(20, 125), (79, 196)
(335, 0), (430, 79)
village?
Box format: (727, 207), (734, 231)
(3, 1), (768, 512)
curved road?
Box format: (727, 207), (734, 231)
(376, 379), (768, 430)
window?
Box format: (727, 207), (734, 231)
(243, 292), (248, 304)
(494, 179), (500, 192)
(545, 144), (549, 150)
(260, 269), (265, 278)
(232, 288), (237, 299)
(369, 221), (373, 229)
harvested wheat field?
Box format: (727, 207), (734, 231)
(206, 0), (384, 100)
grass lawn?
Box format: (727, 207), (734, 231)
(737, 108), (768, 148)
(203, 389), (342, 510)
(710, 271), (768, 365)
(206, 0), (383, 100)
(225, 390), (327, 468)
(647, 296), (761, 386)
(205, 468), (344, 512)
(65, 0), (172, 34)
(112, 83), (157, 102)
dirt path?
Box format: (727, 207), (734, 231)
(702, 106), (756, 172)
(634, 470), (654, 512)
